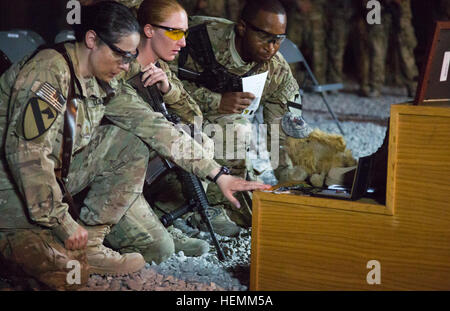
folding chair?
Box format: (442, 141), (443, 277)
(55, 30), (76, 44)
(0, 49), (12, 75)
(279, 38), (345, 135)
(0, 30), (45, 64)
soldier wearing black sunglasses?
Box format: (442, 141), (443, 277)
(174, 0), (305, 228)
(96, 31), (139, 65)
(243, 20), (287, 46)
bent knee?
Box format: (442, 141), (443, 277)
(107, 126), (150, 160)
(121, 131), (149, 160)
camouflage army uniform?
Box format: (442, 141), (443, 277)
(0, 42), (148, 289)
(359, 0), (418, 96)
(80, 0), (143, 9)
(180, 0), (243, 21)
(116, 0), (143, 7)
(286, 0), (328, 84)
(171, 16), (300, 226)
(103, 59), (221, 258)
(326, 0), (357, 84)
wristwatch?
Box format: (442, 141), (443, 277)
(207, 166), (231, 183)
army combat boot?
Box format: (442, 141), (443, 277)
(188, 206), (241, 237)
(84, 225), (145, 276)
(168, 226), (210, 257)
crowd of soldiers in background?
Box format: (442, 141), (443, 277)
(1, 0), (449, 98)
(180, 0), (450, 98)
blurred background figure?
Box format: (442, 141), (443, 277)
(179, 0), (244, 22)
(357, 0), (418, 98)
(325, 0), (357, 85)
(283, 0), (328, 84)
(0, 0), (447, 98)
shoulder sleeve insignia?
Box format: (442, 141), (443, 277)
(31, 81), (66, 114)
(22, 82), (67, 140)
(22, 96), (59, 140)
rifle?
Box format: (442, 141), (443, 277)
(127, 71), (226, 261)
(177, 23), (260, 93)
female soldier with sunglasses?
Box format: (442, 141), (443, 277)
(103, 0), (271, 263)
(0, 1), (148, 289)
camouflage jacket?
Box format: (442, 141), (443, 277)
(0, 42), (115, 241)
(104, 59), (220, 179)
(171, 16), (299, 117)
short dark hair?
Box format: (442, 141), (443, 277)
(240, 0), (286, 23)
(73, 1), (140, 44)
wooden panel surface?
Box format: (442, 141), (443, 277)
(390, 105), (450, 215)
(250, 105), (450, 291)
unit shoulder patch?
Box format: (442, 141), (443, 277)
(22, 97), (59, 140)
(21, 81), (67, 140)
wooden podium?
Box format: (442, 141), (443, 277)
(250, 104), (450, 290)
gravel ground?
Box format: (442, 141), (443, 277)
(0, 83), (411, 291)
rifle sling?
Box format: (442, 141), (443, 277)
(51, 43), (80, 220)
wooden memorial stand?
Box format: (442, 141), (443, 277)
(250, 22), (450, 291)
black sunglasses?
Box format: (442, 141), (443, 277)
(244, 21), (286, 45)
(96, 32), (139, 64)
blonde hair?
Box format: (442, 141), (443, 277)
(137, 0), (185, 26)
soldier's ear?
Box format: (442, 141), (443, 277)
(85, 30), (97, 49)
(143, 24), (154, 39)
(236, 19), (246, 37)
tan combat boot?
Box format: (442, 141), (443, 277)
(84, 225), (145, 276)
(188, 206), (241, 237)
(168, 226), (210, 257)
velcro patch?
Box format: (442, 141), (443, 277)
(23, 97), (59, 140)
(31, 81), (65, 113)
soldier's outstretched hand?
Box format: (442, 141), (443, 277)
(216, 175), (271, 208)
(219, 92), (255, 114)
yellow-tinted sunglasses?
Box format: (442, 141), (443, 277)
(151, 24), (188, 41)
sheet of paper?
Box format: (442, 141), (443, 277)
(440, 51), (450, 82)
(241, 71), (268, 119)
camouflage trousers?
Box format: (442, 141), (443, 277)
(67, 125), (149, 226)
(287, 11), (327, 84)
(326, 8), (355, 84)
(105, 194), (174, 264)
(0, 124), (172, 288)
(0, 229), (89, 290)
(66, 125), (173, 264)
(359, 4), (418, 93)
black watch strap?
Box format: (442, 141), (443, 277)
(208, 166), (231, 183)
